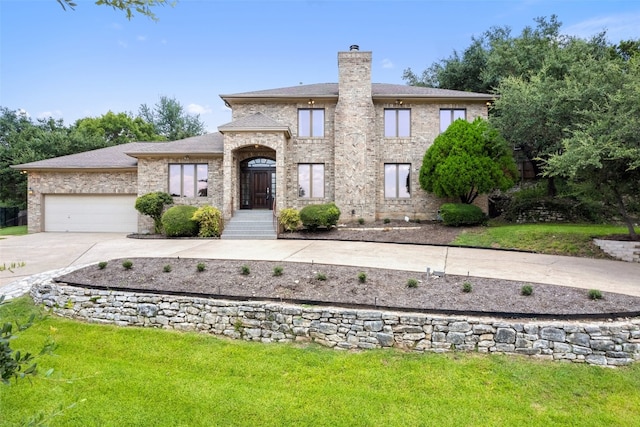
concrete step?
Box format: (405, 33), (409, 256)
(221, 210), (277, 240)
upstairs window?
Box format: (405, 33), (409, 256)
(169, 164), (208, 197)
(384, 109), (411, 137)
(298, 164), (325, 198)
(298, 109), (324, 137)
(384, 164), (411, 198)
(440, 109), (466, 133)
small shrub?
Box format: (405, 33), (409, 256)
(163, 264), (172, 273)
(316, 272), (327, 281)
(588, 289), (603, 300)
(358, 272), (367, 283)
(462, 282), (473, 293)
(196, 262), (206, 272)
(521, 285), (533, 296)
(240, 265), (250, 275)
(273, 266), (284, 276)
(358, 218), (365, 225)
(383, 218), (391, 224)
(162, 205), (199, 237)
(407, 278), (418, 288)
(122, 259), (133, 270)
(279, 208), (301, 232)
(439, 203), (487, 227)
(299, 203), (341, 231)
(135, 191), (174, 234)
(192, 206), (223, 237)
(98, 261), (108, 270)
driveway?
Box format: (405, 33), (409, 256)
(1, 233), (639, 297)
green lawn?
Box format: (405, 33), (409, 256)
(452, 223), (638, 257)
(0, 225), (27, 236)
(2, 297), (640, 426)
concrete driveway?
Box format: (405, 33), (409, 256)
(1, 232), (639, 296)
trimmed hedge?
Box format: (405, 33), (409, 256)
(161, 205), (198, 237)
(299, 203), (341, 231)
(192, 206), (223, 237)
(439, 203), (486, 227)
(279, 208), (301, 232)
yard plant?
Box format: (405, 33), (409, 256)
(2, 296), (640, 426)
(161, 205), (198, 237)
(191, 206), (223, 238)
(134, 192), (173, 234)
(299, 203), (341, 231)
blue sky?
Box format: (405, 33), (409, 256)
(1, 0), (639, 132)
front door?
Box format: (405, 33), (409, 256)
(251, 171), (271, 209)
(240, 157), (276, 210)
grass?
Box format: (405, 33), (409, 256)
(452, 223), (638, 257)
(2, 297), (640, 426)
(0, 225), (27, 236)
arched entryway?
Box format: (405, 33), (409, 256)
(240, 157), (276, 210)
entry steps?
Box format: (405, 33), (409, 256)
(220, 210), (277, 240)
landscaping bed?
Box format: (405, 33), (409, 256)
(56, 257), (640, 319)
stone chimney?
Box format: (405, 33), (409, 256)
(334, 46), (376, 221)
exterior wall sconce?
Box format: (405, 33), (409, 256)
(395, 100), (403, 106)
(184, 155), (190, 160)
(308, 99), (315, 106)
(254, 144), (260, 148)
(28, 187), (34, 195)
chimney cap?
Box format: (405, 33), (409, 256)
(349, 44), (359, 51)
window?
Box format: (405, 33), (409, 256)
(298, 109), (324, 137)
(384, 164), (411, 198)
(298, 164), (324, 198)
(440, 109), (466, 133)
(169, 164), (208, 197)
(384, 109), (410, 137)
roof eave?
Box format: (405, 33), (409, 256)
(11, 166), (138, 172)
(221, 95), (338, 104)
(126, 152), (223, 159)
(218, 127), (292, 138)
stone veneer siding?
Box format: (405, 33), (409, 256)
(594, 239), (640, 263)
(26, 170), (137, 233)
(32, 282), (640, 366)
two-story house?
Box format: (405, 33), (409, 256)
(15, 46), (493, 234)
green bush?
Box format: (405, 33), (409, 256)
(588, 289), (603, 300)
(299, 203), (341, 231)
(358, 272), (367, 283)
(521, 285), (533, 296)
(316, 273), (327, 281)
(407, 278), (418, 288)
(196, 263), (206, 272)
(163, 264), (172, 273)
(122, 260), (133, 270)
(462, 282), (473, 293)
(98, 261), (108, 270)
(273, 266), (284, 276)
(135, 192), (174, 234)
(240, 265), (250, 275)
(192, 206), (223, 237)
(439, 203), (487, 227)
(161, 205), (199, 237)
(279, 208), (301, 232)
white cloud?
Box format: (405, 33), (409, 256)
(137, 35), (147, 42)
(18, 108), (30, 118)
(565, 12), (640, 42)
(118, 40), (128, 48)
(381, 58), (394, 69)
(187, 103), (213, 115)
(37, 110), (63, 120)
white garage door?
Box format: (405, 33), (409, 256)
(44, 195), (138, 232)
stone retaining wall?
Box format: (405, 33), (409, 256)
(32, 282), (640, 366)
(594, 239), (640, 263)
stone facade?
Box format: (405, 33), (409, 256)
(26, 170), (137, 233)
(32, 282), (640, 366)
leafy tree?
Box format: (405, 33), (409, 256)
(134, 191), (173, 233)
(419, 118), (517, 204)
(0, 109), (107, 208)
(56, 0), (176, 21)
(74, 111), (163, 144)
(138, 96), (206, 141)
(545, 57), (640, 239)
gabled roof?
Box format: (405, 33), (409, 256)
(218, 112), (291, 137)
(12, 142), (158, 171)
(220, 83), (494, 102)
(125, 133), (224, 157)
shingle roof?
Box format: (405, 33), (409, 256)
(218, 112), (291, 137)
(12, 142), (158, 170)
(221, 83), (493, 101)
(125, 132), (224, 156)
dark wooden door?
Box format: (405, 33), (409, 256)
(251, 171), (271, 209)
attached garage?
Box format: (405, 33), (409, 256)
(44, 195), (138, 233)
